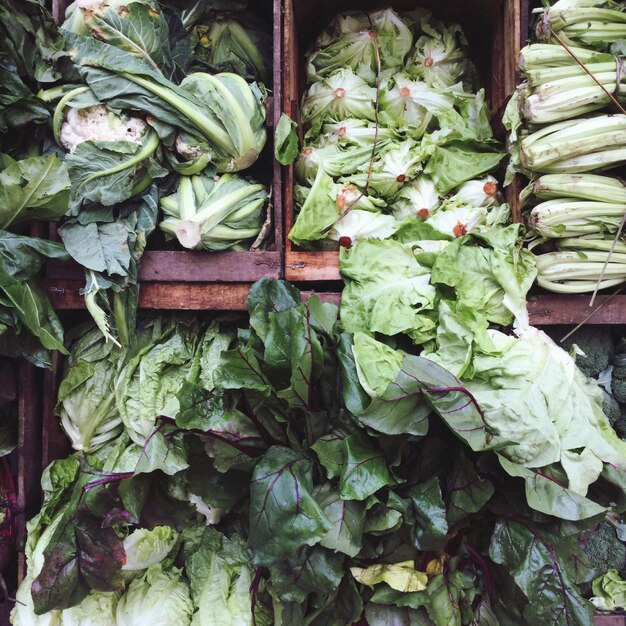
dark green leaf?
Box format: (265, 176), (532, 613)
(339, 434), (394, 501)
(446, 455), (494, 525)
(269, 545), (344, 603)
(407, 477), (448, 552)
(274, 113), (299, 165)
(489, 520), (595, 625)
(249, 446), (331, 566)
(316, 484), (365, 557)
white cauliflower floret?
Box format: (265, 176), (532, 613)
(60, 105), (148, 153)
(175, 134), (206, 160)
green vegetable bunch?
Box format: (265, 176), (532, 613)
(505, 0), (626, 295)
(160, 172), (266, 251)
(288, 8), (506, 251)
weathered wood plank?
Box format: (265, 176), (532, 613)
(42, 352), (71, 470)
(45, 280), (252, 310)
(285, 251), (341, 281)
(528, 295), (626, 325)
(16, 362), (42, 583)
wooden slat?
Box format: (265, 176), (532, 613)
(285, 251), (341, 282)
(16, 362), (43, 583)
(42, 352), (71, 470)
(595, 617), (626, 626)
(45, 280), (252, 310)
(46, 251), (280, 283)
(528, 295), (626, 326)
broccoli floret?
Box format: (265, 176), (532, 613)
(559, 326), (613, 379)
(582, 522), (626, 579)
(612, 365), (626, 405)
(603, 391), (621, 426)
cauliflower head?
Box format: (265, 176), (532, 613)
(60, 105), (148, 154)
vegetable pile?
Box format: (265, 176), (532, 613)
(11, 281), (626, 625)
(505, 0), (626, 294)
(0, 0), (273, 355)
(288, 8), (506, 252)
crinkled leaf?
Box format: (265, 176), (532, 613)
(274, 113), (298, 165)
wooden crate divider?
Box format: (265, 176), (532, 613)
(16, 362), (43, 583)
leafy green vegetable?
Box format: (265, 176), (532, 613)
(274, 113), (298, 166)
(160, 172), (266, 251)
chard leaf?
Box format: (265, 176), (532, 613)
(134, 428), (189, 476)
(365, 603), (431, 625)
(316, 484), (365, 557)
(214, 345), (273, 395)
(249, 446), (331, 566)
(489, 520), (595, 625)
(338, 434), (394, 501)
(269, 545), (344, 603)
(426, 573), (464, 626)
(311, 432), (345, 480)
(407, 477), (448, 552)
(446, 455), (494, 525)
(274, 113), (299, 165)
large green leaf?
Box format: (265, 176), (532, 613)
(446, 455), (494, 525)
(59, 220), (131, 276)
(0, 231), (68, 282)
(82, 3), (174, 77)
(340, 239), (436, 338)
(0, 153), (69, 229)
(406, 477), (448, 552)
(248, 446), (331, 566)
(338, 434), (394, 501)
(316, 483), (365, 557)
(489, 520), (595, 625)
(1, 279), (67, 353)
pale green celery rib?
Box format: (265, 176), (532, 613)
(558, 238), (626, 254)
(531, 174), (626, 203)
(520, 44), (600, 70)
(537, 276), (626, 293)
(526, 62), (617, 85)
(539, 147), (626, 173)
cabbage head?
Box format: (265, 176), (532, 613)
(116, 565), (193, 626)
(55, 325), (123, 452)
(122, 526), (178, 572)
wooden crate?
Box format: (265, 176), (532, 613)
(16, 362), (44, 583)
(282, 0), (524, 282)
(48, 0), (283, 289)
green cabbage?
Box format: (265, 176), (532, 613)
(116, 565), (193, 626)
(122, 526), (178, 572)
(55, 325), (123, 452)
